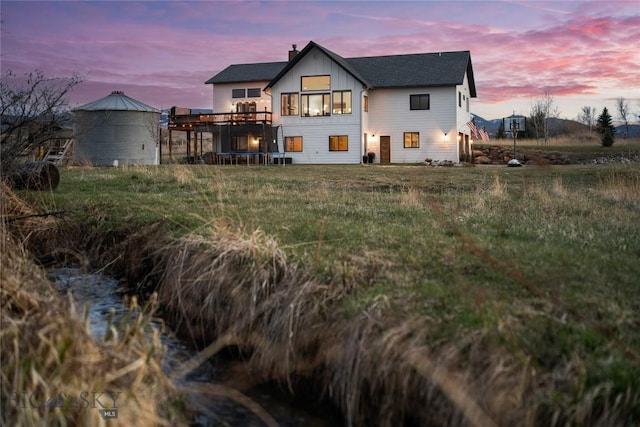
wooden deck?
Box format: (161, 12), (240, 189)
(168, 111), (272, 131)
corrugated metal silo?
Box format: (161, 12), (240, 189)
(73, 91), (160, 166)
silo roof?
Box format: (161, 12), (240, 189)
(73, 91), (160, 113)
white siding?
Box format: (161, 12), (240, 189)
(212, 49), (475, 164)
(456, 72), (474, 140)
(367, 87), (458, 162)
(212, 81), (272, 115)
(271, 47), (365, 164)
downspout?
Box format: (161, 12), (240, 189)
(360, 86), (368, 165)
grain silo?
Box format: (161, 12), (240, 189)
(73, 91), (160, 166)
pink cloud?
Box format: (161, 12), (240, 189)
(2, 1), (638, 118)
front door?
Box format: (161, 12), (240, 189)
(380, 136), (391, 163)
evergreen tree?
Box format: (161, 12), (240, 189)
(596, 107), (615, 147)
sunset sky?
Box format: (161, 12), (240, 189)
(2, 0), (639, 120)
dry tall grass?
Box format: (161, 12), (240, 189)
(1, 183), (188, 427)
(7, 163), (639, 426)
(144, 221), (588, 427)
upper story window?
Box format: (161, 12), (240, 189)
(281, 93), (299, 116)
(363, 95), (368, 112)
(329, 135), (348, 151)
(332, 91), (352, 114)
(403, 132), (420, 148)
(301, 93), (330, 117)
(247, 88), (261, 98)
(301, 75), (330, 91)
(236, 102), (256, 113)
(284, 136), (303, 152)
(232, 88), (246, 98)
(458, 91), (462, 108)
(410, 94), (430, 110)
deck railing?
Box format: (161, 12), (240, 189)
(169, 111), (272, 130)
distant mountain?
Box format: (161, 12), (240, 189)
(469, 113), (626, 138)
(470, 114), (502, 135)
(615, 124), (640, 139)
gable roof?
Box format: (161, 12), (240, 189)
(206, 41), (476, 97)
(265, 41), (371, 91)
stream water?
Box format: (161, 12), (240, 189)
(48, 268), (339, 427)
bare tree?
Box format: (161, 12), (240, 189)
(1, 69), (82, 179)
(529, 90), (559, 145)
(529, 102), (545, 144)
(578, 106), (597, 131)
(616, 97), (630, 139)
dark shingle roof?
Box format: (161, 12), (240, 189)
(205, 61), (288, 84)
(206, 41), (476, 97)
(348, 51), (475, 96)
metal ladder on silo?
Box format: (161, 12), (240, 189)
(43, 138), (73, 164)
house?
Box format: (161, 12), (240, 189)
(199, 40), (476, 164)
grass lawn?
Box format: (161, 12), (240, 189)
(25, 161), (640, 424)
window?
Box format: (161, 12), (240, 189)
(410, 94), (430, 110)
(231, 135), (248, 151)
(332, 90), (352, 114)
(247, 88), (261, 98)
(403, 132), (420, 148)
(458, 91), (462, 108)
(301, 75), (330, 91)
(363, 95), (368, 112)
(236, 102), (256, 113)
(329, 135), (348, 151)
(284, 136), (303, 152)
(466, 97), (469, 112)
(232, 88), (246, 98)
(301, 93), (330, 116)
(281, 93), (299, 116)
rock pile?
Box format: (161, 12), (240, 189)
(472, 145), (640, 166)
(473, 145), (570, 165)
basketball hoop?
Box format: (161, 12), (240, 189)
(503, 114), (526, 164)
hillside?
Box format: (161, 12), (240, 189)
(471, 113), (640, 139)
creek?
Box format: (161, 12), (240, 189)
(48, 268), (339, 427)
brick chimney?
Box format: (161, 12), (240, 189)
(288, 44), (299, 61)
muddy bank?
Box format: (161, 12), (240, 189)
(48, 267), (338, 427)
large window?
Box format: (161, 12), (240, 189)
(301, 75), (330, 91)
(281, 93), (299, 116)
(284, 136), (303, 152)
(403, 132), (420, 148)
(301, 93), (330, 116)
(232, 88), (246, 98)
(410, 94), (430, 110)
(332, 90), (352, 114)
(248, 88), (261, 98)
(329, 135), (348, 151)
